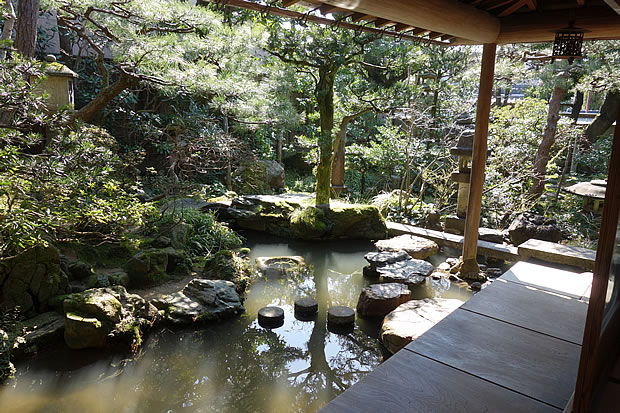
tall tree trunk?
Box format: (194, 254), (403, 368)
(0, 0), (17, 60)
(529, 85), (566, 198)
(585, 91), (620, 146)
(72, 72), (133, 122)
(315, 65), (336, 207)
(15, 0), (40, 58)
(571, 90), (584, 123)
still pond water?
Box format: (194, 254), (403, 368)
(1, 233), (471, 413)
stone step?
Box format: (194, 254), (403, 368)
(387, 222), (519, 262)
(518, 239), (596, 271)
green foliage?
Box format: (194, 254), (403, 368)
(371, 190), (436, 225)
(484, 98), (578, 225)
(0, 57), (154, 256)
(285, 170), (315, 193)
(152, 209), (242, 257)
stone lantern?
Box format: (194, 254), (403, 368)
(32, 55), (78, 112)
(445, 129), (475, 234)
(563, 179), (607, 214)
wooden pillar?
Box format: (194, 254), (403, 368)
(460, 43), (496, 277)
(572, 101), (620, 413)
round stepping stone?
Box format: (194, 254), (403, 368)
(258, 306), (284, 328)
(294, 297), (318, 315)
(327, 306), (355, 326)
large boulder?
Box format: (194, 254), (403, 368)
(222, 194), (387, 240)
(0, 246), (70, 317)
(290, 206), (328, 240)
(12, 312), (65, 358)
(376, 258), (434, 288)
(364, 251), (410, 271)
(325, 204), (387, 240)
(152, 279), (244, 325)
(234, 162), (269, 194)
(356, 283), (411, 318)
(203, 250), (251, 294)
(508, 213), (562, 246)
(380, 298), (463, 353)
(125, 249), (169, 285)
(375, 235), (439, 259)
(261, 160), (285, 190)
(62, 286), (160, 350)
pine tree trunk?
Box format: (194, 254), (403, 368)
(585, 91), (620, 146)
(315, 65), (335, 207)
(15, 0), (40, 58)
(0, 0), (17, 60)
(529, 85), (566, 198)
(571, 91), (584, 123)
(73, 73), (133, 122)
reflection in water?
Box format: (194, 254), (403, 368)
(1, 233), (470, 413)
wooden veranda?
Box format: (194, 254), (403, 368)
(206, 1), (620, 411)
(321, 260), (592, 412)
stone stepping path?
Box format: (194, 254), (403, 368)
(375, 234), (439, 259)
(258, 306), (284, 328)
(356, 283), (411, 318)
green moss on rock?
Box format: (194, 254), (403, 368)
(203, 250), (251, 294)
(327, 203), (388, 240)
(289, 207), (328, 240)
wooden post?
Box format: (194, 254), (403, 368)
(460, 43), (496, 278)
(572, 101), (620, 413)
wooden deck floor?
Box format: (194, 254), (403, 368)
(320, 261), (592, 413)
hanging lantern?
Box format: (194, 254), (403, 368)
(551, 24), (585, 64)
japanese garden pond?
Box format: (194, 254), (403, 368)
(0, 232), (472, 413)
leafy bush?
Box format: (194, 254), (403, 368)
(0, 56), (153, 256)
(152, 208), (242, 257)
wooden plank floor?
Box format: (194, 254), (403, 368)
(320, 261), (591, 413)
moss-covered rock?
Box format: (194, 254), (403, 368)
(125, 248), (169, 286)
(0, 245), (70, 317)
(60, 240), (141, 269)
(233, 161), (271, 195)
(64, 312), (107, 349)
(151, 279), (245, 326)
(290, 207), (328, 240)
(221, 194), (387, 241)
(61, 286), (160, 350)
(326, 204), (388, 240)
(203, 250), (252, 294)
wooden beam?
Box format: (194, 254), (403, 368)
(604, 0), (620, 14)
(394, 23), (413, 32)
(318, 0), (500, 43)
(201, 0), (448, 45)
(572, 102), (620, 413)
(374, 18), (392, 28)
(319, 4), (339, 15)
(281, 0), (300, 7)
(498, 0), (527, 17)
(497, 6), (620, 43)
(350, 12), (372, 22)
(460, 43), (496, 276)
